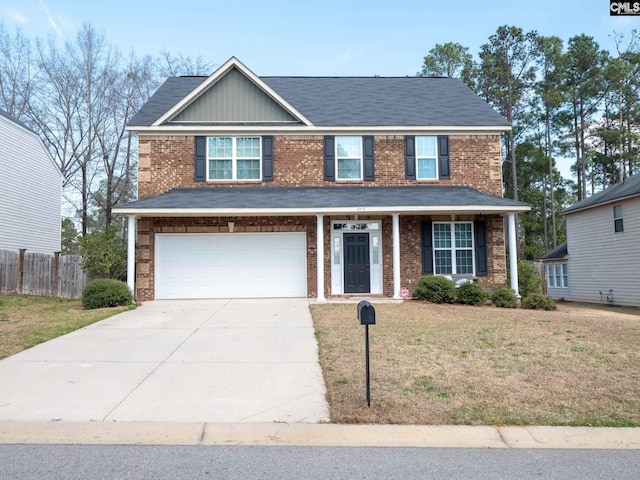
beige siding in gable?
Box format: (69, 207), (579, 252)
(171, 68), (298, 123)
(566, 197), (640, 307)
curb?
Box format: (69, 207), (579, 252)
(1, 422), (639, 449)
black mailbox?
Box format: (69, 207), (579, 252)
(357, 300), (376, 325)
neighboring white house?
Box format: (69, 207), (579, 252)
(0, 109), (62, 254)
(542, 174), (640, 307)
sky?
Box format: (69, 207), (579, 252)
(1, 0), (639, 77)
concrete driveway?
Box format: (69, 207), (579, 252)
(0, 299), (329, 423)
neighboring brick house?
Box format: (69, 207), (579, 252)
(114, 57), (529, 301)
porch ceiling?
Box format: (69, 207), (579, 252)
(113, 186), (530, 217)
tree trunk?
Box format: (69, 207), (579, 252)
(546, 111), (557, 248)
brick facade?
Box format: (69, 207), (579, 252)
(137, 134), (503, 199)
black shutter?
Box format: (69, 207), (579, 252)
(405, 136), (416, 180)
(438, 135), (450, 179)
(262, 136), (274, 181)
(324, 136), (335, 181)
(363, 136), (375, 181)
(474, 220), (488, 277)
(421, 221), (433, 274)
(194, 136), (206, 182)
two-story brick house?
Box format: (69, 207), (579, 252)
(114, 57), (529, 301)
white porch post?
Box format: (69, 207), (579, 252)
(508, 213), (520, 297)
(316, 214), (326, 301)
(392, 214), (401, 299)
(127, 215), (136, 296)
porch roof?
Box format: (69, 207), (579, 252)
(113, 186), (530, 217)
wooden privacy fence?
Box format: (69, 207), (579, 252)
(0, 249), (87, 299)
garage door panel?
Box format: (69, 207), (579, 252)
(155, 233), (307, 299)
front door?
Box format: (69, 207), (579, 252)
(343, 233), (370, 293)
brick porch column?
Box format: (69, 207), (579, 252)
(127, 215), (136, 296)
(392, 214), (401, 299)
(316, 214), (326, 301)
(508, 213), (520, 297)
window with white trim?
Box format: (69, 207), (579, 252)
(613, 205), (624, 233)
(433, 222), (474, 275)
(416, 136), (438, 179)
(336, 136), (362, 180)
(207, 137), (261, 180)
(546, 263), (568, 288)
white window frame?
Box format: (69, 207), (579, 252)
(206, 136), (262, 181)
(416, 136), (439, 180)
(432, 221), (475, 276)
(613, 205), (624, 233)
(335, 136), (363, 181)
(547, 262), (568, 288)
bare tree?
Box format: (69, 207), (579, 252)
(0, 23), (36, 119)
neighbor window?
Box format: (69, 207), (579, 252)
(547, 263), (568, 288)
(336, 136), (362, 180)
(207, 137), (261, 180)
(416, 136), (438, 179)
(613, 205), (624, 232)
(433, 222), (474, 275)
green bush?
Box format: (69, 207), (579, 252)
(491, 286), (518, 308)
(518, 261), (543, 298)
(82, 279), (133, 310)
(78, 226), (127, 281)
(521, 293), (557, 310)
(456, 281), (489, 306)
(412, 275), (456, 304)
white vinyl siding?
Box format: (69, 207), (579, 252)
(565, 197), (640, 307)
(0, 114), (62, 254)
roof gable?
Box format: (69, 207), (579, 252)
(154, 57), (311, 126)
(171, 68), (300, 124)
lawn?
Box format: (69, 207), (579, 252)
(310, 301), (640, 426)
(0, 294), (133, 360)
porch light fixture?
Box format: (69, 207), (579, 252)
(228, 221), (235, 233)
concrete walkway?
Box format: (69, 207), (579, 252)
(0, 299), (329, 423)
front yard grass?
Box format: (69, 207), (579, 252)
(310, 301), (640, 426)
(0, 294), (133, 360)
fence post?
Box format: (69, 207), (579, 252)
(53, 252), (60, 297)
(17, 248), (26, 294)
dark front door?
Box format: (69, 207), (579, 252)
(343, 233), (370, 294)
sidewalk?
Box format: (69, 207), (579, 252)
(1, 422), (638, 449)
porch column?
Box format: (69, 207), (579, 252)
(127, 215), (136, 296)
(392, 214), (401, 299)
(508, 213), (520, 297)
(316, 214), (326, 301)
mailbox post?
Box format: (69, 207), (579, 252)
(357, 300), (376, 407)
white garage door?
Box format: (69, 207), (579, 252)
(155, 233), (307, 299)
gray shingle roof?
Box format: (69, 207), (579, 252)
(540, 242), (568, 260)
(562, 174), (640, 214)
(117, 186), (529, 211)
(129, 76), (509, 128)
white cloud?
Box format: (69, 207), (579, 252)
(9, 12), (27, 24)
(37, 0), (63, 37)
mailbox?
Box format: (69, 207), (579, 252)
(357, 300), (376, 325)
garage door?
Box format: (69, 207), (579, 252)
(155, 233), (307, 299)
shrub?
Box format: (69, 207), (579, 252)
(521, 293), (557, 310)
(82, 279), (133, 310)
(412, 275), (456, 304)
(491, 286), (518, 308)
(456, 281), (489, 306)
(78, 226), (127, 281)
(518, 261), (543, 298)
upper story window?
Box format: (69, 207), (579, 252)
(613, 205), (624, 233)
(336, 136), (362, 180)
(207, 137), (261, 181)
(416, 136), (438, 180)
(433, 222), (474, 275)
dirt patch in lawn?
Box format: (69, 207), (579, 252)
(310, 301), (640, 426)
(0, 294), (133, 360)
